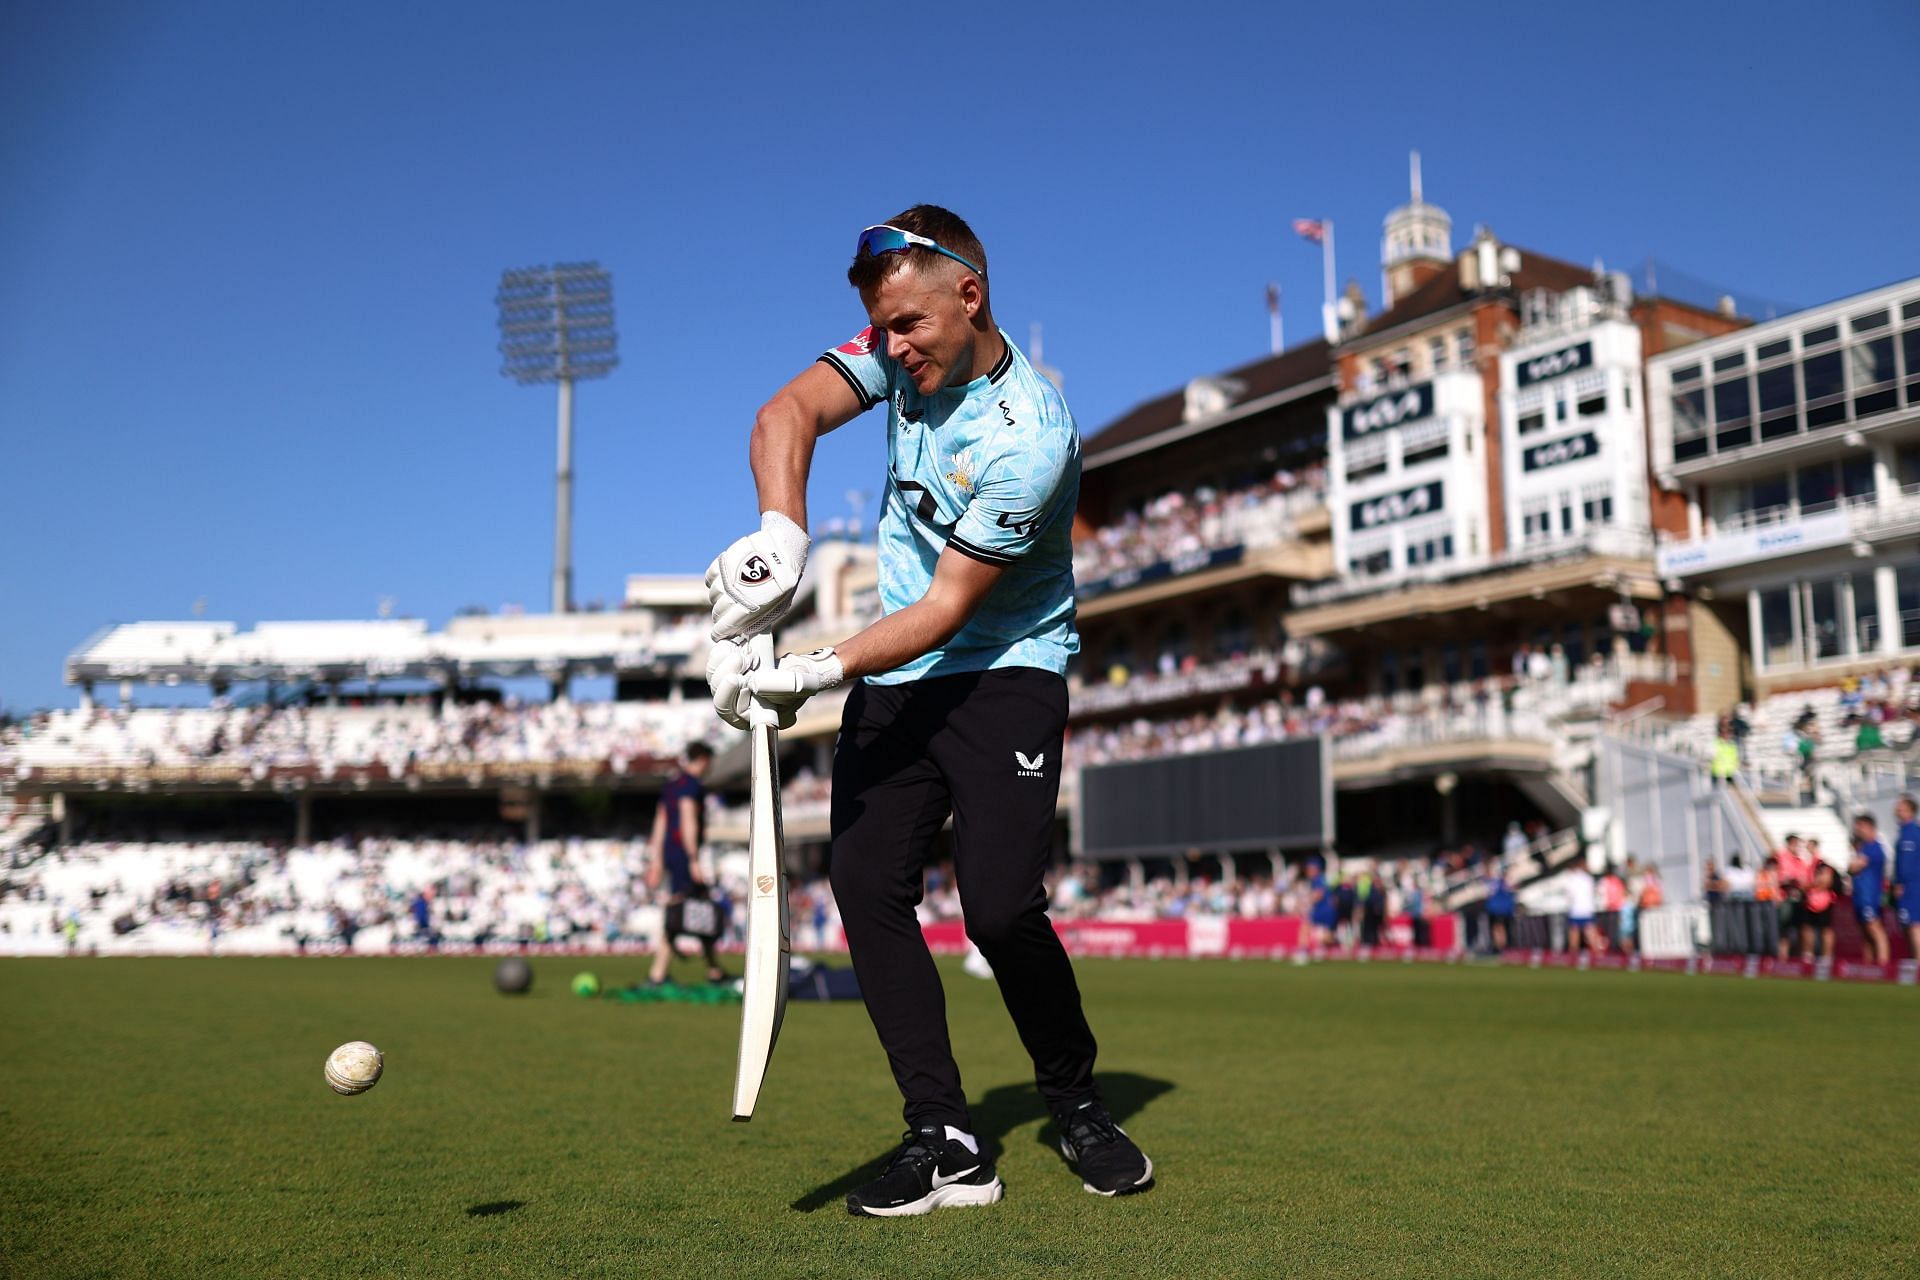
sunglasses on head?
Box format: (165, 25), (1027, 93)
(855, 224), (984, 277)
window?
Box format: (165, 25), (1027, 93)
(1901, 565), (1920, 649)
(1429, 336), (1448, 370)
(1518, 410), (1546, 435)
(1521, 501), (1552, 543)
(1560, 496), (1575, 535)
(1469, 641), (1489, 680)
(1751, 473), (1792, 517)
(1582, 491), (1614, 525)
(1757, 362), (1799, 440)
(1796, 463), (1840, 514)
(1672, 386), (1709, 460)
(1842, 454), (1876, 503)
(1672, 363), (1701, 385)
(1898, 444), (1920, 493)
(1802, 351), (1846, 428)
(1853, 337), (1898, 417)
(1759, 586), (1796, 670)
(1713, 375), (1752, 449)
(1851, 572), (1881, 654)
(1757, 338), (1792, 361)
(1713, 352), (1747, 374)
(1406, 532), (1454, 567)
(1441, 643), (1461, 685)
(1577, 391), (1607, 417)
(1803, 323), (1840, 349)
(1346, 455), (1388, 483)
(1904, 327), (1920, 404)
(1403, 438), (1448, 467)
(1805, 580), (1842, 661)
(1852, 309), (1890, 333)
(1455, 327), (1475, 365)
(1349, 548), (1392, 578)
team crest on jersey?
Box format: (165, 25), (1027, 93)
(946, 447), (977, 492)
(836, 326), (875, 356)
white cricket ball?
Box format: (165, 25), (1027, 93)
(324, 1041), (385, 1096)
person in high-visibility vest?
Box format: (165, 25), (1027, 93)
(1710, 719), (1740, 785)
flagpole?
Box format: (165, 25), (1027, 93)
(1321, 219), (1338, 344)
(1268, 283), (1284, 354)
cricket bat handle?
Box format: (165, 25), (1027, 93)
(747, 633), (779, 729)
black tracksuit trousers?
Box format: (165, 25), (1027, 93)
(829, 667), (1098, 1132)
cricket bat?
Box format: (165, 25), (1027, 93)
(731, 631), (790, 1121)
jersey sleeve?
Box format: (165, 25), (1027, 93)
(816, 326), (890, 411)
(947, 428), (1074, 566)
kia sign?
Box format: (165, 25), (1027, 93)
(1522, 431), (1599, 472)
(1654, 509), (1852, 577)
(1350, 481), (1444, 531)
(1515, 340), (1593, 388)
(1342, 383), (1434, 439)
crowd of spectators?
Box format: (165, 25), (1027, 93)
(1072, 466), (1327, 585)
(1, 833), (677, 954)
(1, 696), (714, 779)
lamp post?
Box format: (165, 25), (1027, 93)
(497, 262), (618, 614)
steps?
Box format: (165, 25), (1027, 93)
(1755, 805), (1851, 866)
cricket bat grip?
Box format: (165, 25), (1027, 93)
(746, 632), (781, 729)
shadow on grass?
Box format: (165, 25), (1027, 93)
(466, 1200), (526, 1218)
(788, 1071), (1174, 1213)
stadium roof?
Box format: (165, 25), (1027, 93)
(1080, 241), (1602, 471)
(1082, 337), (1334, 470)
(64, 611), (707, 687)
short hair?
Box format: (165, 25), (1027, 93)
(684, 742), (714, 764)
(1900, 793), (1918, 811)
(1855, 811), (1877, 828)
(848, 204), (988, 293)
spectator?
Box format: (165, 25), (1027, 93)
(1307, 865), (1337, 949)
(1855, 717), (1885, 752)
(1565, 860), (1599, 955)
(1485, 866), (1515, 952)
(1805, 859), (1838, 963)
(1710, 720), (1740, 786)
(1895, 795), (1920, 965)
(1849, 812), (1890, 966)
(1775, 834), (1813, 961)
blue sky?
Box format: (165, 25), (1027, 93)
(2, 0), (1915, 712)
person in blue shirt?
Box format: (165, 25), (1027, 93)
(700, 207), (1148, 1215)
(1848, 811), (1890, 965)
(1892, 794), (1920, 962)
(1485, 868), (1517, 953)
(646, 743), (724, 986)
(1309, 868), (1339, 948)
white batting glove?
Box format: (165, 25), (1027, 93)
(705, 511), (810, 642)
(705, 639), (758, 731)
(747, 648), (845, 727)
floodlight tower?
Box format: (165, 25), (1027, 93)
(497, 262), (619, 614)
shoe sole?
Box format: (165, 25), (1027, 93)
(848, 1177), (1005, 1218)
(1060, 1140), (1155, 1196)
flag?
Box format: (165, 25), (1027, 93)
(1292, 218), (1325, 244)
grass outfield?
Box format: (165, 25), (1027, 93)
(3, 957), (1917, 1280)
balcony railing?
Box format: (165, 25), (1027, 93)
(1292, 524), (1654, 608)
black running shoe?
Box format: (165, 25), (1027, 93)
(1056, 1100), (1154, 1196)
(846, 1126), (1003, 1218)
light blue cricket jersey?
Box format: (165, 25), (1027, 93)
(818, 325), (1080, 684)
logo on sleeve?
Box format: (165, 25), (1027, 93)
(996, 509), (1043, 539)
(1015, 750), (1046, 777)
(836, 326), (876, 356)
(740, 556), (771, 584)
